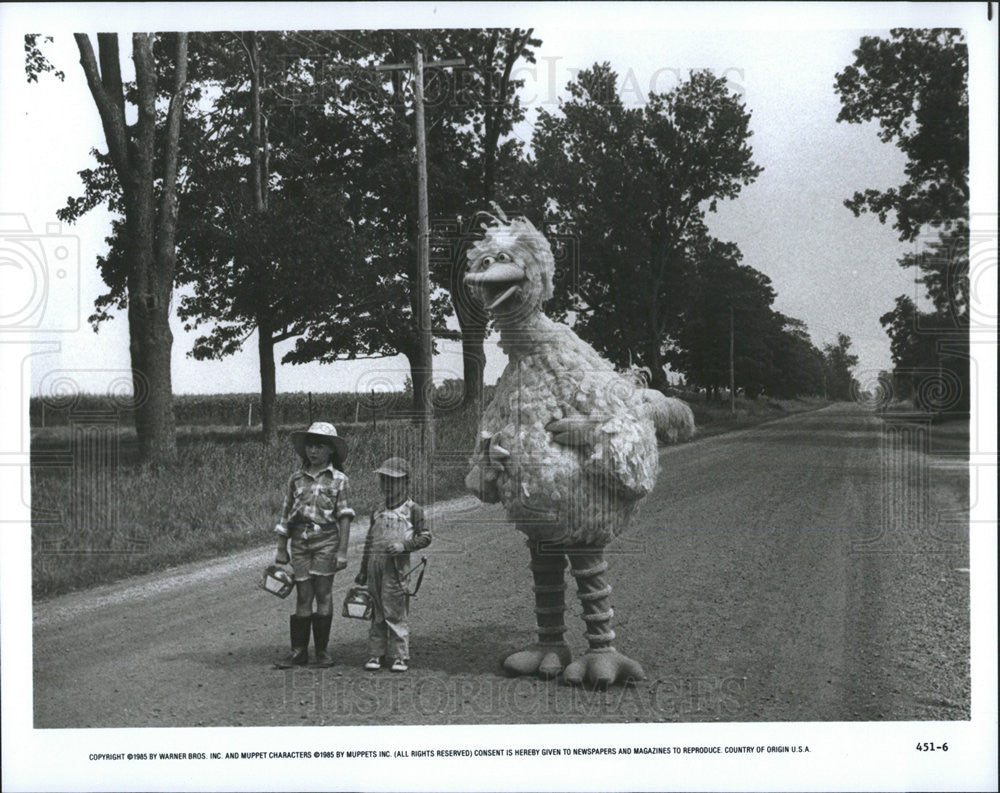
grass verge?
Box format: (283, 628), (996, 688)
(688, 395), (830, 439)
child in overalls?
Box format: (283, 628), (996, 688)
(355, 457), (431, 672)
(273, 422), (355, 668)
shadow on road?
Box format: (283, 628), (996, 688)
(161, 623), (525, 678)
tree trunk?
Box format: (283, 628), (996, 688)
(258, 312), (278, 442)
(126, 263), (176, 461)
(645, 338), (668, 390)
(450, 252), (487, 409)
(246, 32), (276, 444)
(460, 319), (487, 410)
(454, 30), (531, 410)
(76, 32), (186, 462)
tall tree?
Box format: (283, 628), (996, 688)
(769, 316), (827, 399)
(666, 236), (822, 399)
(529, 64), (762, 387)
(836, 29), (969, 415)
(282, 30), (532, 414)
(173, 32), (371, 442)
(822, 333), (860, 402)
(443, 29), (539, 408)
(66, 33), (189, 461)
(878, 294), (968, 412)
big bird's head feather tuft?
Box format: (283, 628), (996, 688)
(466, 214), (556, 316)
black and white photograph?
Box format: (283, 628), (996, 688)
(1, 2), (996, 791)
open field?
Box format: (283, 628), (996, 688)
(30, 391), (831, 599)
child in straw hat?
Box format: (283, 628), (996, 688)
(273, 422), (355, 668)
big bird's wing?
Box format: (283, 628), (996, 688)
(545, 369), (658, 501)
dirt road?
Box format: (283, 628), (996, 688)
(33, 405), (969, 726)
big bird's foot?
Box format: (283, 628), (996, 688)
(562, 647), (645, 689)
(502, 642), (572, 680)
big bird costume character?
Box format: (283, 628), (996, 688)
(463, 212), (665, 688)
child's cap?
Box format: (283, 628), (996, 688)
(291, 422), (348, 464)
(375, 457), (410, 478)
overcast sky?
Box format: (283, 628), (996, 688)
(1, 2), (994, 401)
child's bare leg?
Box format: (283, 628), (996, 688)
(313, 575), (333, 615)
(294, 579), (315, 617)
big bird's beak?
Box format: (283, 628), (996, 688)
(464, 262), (526, 311)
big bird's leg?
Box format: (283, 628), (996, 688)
(502, 540), (572, 679)
(563, 547), (645, 688)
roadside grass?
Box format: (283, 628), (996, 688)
(30, 392), (827, 600)
(687, 394), (830, 439)
(31, 408), (480, 600)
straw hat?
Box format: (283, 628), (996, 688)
(291, 422), (348, 465)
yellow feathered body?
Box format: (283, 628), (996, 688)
(477, 313), (658, 546)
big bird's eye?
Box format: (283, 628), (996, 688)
(495, 252), (510, 262)
(480, 256), (495, 268)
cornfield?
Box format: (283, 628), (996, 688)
(30, 383), (491, 429)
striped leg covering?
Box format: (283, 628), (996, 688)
(530, 543), (568, 645)
(501, 541), (571, 678)
(563, 547), (646, 688)
(567, 549), (615, 650)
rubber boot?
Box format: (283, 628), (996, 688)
(311, 614), (334, 667)
(274, 614), (311, 668)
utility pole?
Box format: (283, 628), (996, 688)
(729, 303), (736, 414)
(376, 46), (464, 459)
(413, 46), (432, 446)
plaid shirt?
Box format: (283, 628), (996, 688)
(275, 466), (356, 535)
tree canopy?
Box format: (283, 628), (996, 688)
(53, 30), (539, 425)
(528, 63), (763, 386)
(666, 236), (826, 399)
(43, 29), (839, 436)
(837, 28), (969, 415)
(834, 28), (968, 242)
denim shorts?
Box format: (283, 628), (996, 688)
(289, 524), (340, 581)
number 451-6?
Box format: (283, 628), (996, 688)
(916, 742), (948, 751)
